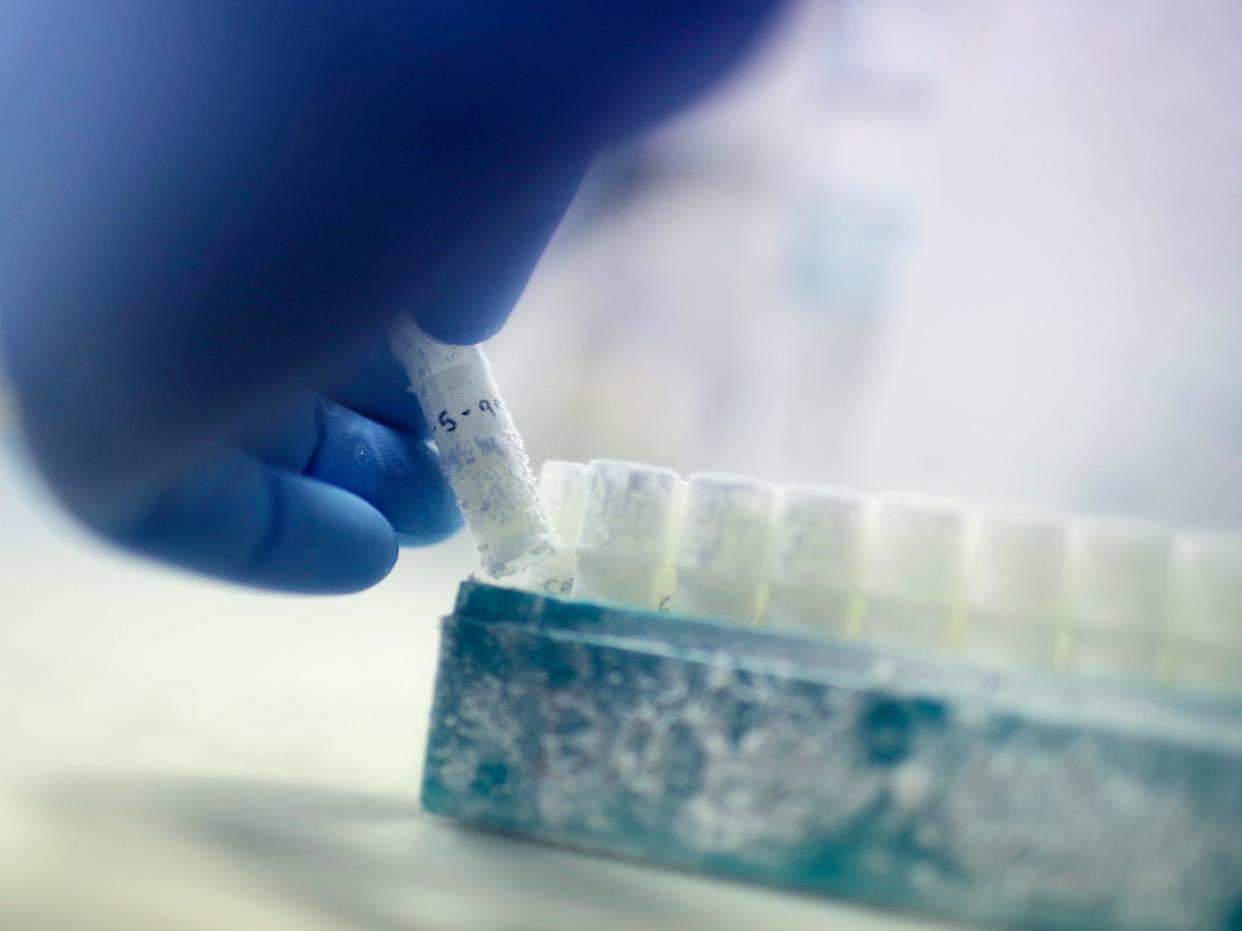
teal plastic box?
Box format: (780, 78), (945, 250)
(422, 582), (1242, 931)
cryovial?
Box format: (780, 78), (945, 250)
(764, 484), (867, 636)
(572, 460), (681, 609)
(863, 494), (969, 649)
(961, 510), (1068, 669)
(1166, 532), (1242, 694)
(391, 318), (558, 578)
(652, 478), (689, 611)
(1065, 518), (1171, 680)
(523, 460), (588, 597)
(668, 473), (777, 624)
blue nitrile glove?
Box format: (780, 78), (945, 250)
(0, 2), (784, 592)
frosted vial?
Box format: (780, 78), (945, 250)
(1064, 518), (1172, 679)
(1166, 644), (1242, 694)
(1166, 532), (1242, 693)
(1066, 631), (1165, 680)
(1169, 532), (1242, 643)
(668, 473), (777, 623)
(765, 484), (867, 636)
(523, 460), (588, 597)
(652, 478), (689, 611)
(962, 510), (1069, 668)
(572, 460), (681, 609)
(391, 318), (558, 578)
(864, 494), (968, 649)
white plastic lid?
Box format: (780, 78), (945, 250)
(1069, 517), (1172, 634)
(967, 509), (1069, 618)
(674, 473), (777, 580)
(772, 484), (868, 590)
(577, 459), (681, 561)
(867, 493), (969, 605)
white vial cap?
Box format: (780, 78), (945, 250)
(1069, 518), (1171, 635)
(674, 473), (777, 581)
(1170, 532), (1242, 647)
(577, 460), (681, 562)
(966, 509), (1069, 618)
(867, 494), (968, 606)
(537, 460), (588, 551)
(772, 484), (868, 590)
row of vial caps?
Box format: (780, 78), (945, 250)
(518, 460), (1242, 695)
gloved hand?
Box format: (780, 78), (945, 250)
(0, 1), (783, 592)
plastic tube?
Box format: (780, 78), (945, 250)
(1066, 518), (1171, 679)
(1166, 531), (1242, 693)
(572, 459), (680, 609)
(765, 484), (866, 635)
(391, 318), (557, 578)
(962, 510), (1068, 668)
(523, 460), (589, 597)
(863, 494), (969, 649)
(668, 473), (777, 623)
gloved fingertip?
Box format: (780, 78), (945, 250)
(413, 306), (511, 347)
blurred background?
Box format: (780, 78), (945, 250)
(500, 0), (1242, 526)
(2, 0), (1240, 927)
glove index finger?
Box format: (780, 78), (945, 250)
(406, 153), (589, 346)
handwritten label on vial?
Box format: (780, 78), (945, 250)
(435, 398), (503, 434)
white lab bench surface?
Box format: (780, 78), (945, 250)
(0, 447), (946, 931)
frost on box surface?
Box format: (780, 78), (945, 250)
(422, 583), (1242, 931)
